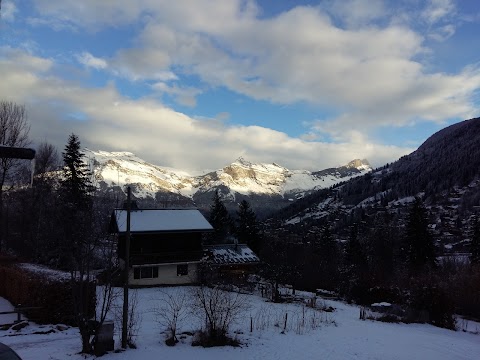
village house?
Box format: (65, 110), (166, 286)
(110, 208), (213, 286)
(202, 243), (260, 283)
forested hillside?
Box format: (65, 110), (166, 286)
(258, 118), (480, 323)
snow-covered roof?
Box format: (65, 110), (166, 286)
(204, 244), (260, 265)
(112, 209), (213, 233)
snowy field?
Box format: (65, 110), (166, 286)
(1, 286), (479, 360)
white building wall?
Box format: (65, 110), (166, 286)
(129, 262), (199, 286)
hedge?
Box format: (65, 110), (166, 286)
(0, 264), (95, 326)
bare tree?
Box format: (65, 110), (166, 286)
(0, 101), (30, 251)
(191, 286), (249, 346)
(35, 142), (60, 176)
(153, 289), (189, 346)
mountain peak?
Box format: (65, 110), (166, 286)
(345, 159), (371, 169)
(233, 156), (252, 167)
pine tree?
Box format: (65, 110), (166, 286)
(470, 215), (480, 265)
(404, 197), (436, 270)
(61, 133), (94, 208)
(367, 213), (396, 284)
(344, 224), (367, 271)
(208, 190), (233, 243)
(313, 226), (340, 290)
(236, 199), (261, 253)
(60, 134), (97, 353)
(341, 223), (369, 300)
(58, 133), (95, 270)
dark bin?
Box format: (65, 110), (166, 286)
(94, 320), (114, 356)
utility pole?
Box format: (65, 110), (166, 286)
(121, 186), (131, 348)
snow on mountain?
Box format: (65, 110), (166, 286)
(83, 149), (372, 201)
(84, 149), (195, 199)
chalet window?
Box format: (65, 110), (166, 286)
(133, 266), (158, 279)
(177, 264), (188, 276)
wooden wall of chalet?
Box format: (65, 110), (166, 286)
(117, 232), (203, 264)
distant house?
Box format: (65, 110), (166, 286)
(202, 243), (260, 283)
(110, 208), (213, 286)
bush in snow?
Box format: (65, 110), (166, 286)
(153, 289), (189, 346)
(407, 279), (456, 330)
(190, 286), (249, 346)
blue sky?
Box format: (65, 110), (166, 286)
(1, 0), (479, 171)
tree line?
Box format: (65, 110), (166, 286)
(257, 195), (480, 327)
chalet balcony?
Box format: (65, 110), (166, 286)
(129, 250), (204, 265)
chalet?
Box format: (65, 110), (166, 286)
(110, 208), (213, 286)
(203, 243), (260, 282)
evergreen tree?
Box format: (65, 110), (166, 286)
(367, 213), (397, 284)
(404, 197), (436, 270)
(208, 190), (233, 243)
(61, 133), (94, 208)
(235, 200), (261, 253)
(60, 134), (97, 353)
(470, 215), (480, 265)
(56, 133), (95, 268)
(341, 224), (370, 301)
(312, 226), (340, 290)
(344, 224), (367, 272)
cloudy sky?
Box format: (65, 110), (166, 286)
(1, 0), (479, 171)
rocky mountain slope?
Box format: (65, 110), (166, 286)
(84, 150), (371, 214)
(272, 118), (480, 253)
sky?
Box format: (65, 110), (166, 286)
(0, 0), (479, 172)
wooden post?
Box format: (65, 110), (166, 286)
(302, 305), (305, 328)
(16, 304), (21, 323)
(121, 187), (131, 348)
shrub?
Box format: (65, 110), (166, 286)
(0, 264), (95, 325)
(190, 286), (248, 346)
(449, 265), (480, 320)
(408, 282), (456, 330)
(365, 286), (404, 305)
(191, 329), (241, 347)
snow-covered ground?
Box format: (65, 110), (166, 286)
(1, 287), (479, 360)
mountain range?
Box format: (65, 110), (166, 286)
(84, 149), (371, 214)
(272, 117), (480, 253)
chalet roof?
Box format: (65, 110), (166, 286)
(111, 209), (213, 233)
(203, 244), (260, 265)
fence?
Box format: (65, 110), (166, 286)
(0, 305), (41, 327)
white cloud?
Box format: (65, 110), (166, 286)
(76, 52), (108, 70)
(324, 0), (387, 28)
(29, 0), (146, 30)
(428, 24), (456, 41)
(7, 1), (480, 168)
(26, 17), (78, 32)
(63, 1), (476, 136)
(111, 47), (172, 81)
(421, 0), (456, 25)
(151, 82), (202, 107)
(1, 0), (17, 22)
(419, 0), (457, 42)
(0, 48), (411, 171)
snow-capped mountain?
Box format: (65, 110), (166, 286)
(84, 149), (371, 211)
(85, 150), (196, 199)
